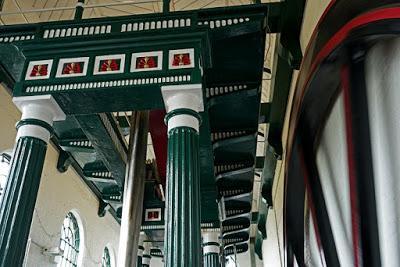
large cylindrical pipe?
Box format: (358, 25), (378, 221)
(117, 111), (149, 267)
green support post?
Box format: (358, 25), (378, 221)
(0, 95), (65, 266)
(162, 84), (203, 267)
(163, 0), (170, 13)
(74, 0), (85, 20)
(203, 232), (220, 267)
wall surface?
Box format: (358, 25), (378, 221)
(261, 0), (331, 266)
(0, 87), (120, 267)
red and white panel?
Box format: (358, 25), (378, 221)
(168, 48), (194, 69)
(25, 59), (53, 80)
(144, 208), (162, 222)
(131, 51), (163, 72)
(93, 54), (125, 75)
(56, 57), (89, 78)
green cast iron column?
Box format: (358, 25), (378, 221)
(74, 0), (85, 20)
(161, 84), (204, 267)
(203, 232), (220, 267)
(0, 95), (65, 266)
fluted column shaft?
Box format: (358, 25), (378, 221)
(161, 84), (204, 267)
(0, 95), (65, 266)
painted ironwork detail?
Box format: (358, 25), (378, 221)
(169, 48), (195, 69)
(25, 60), (53, 80)
(131, 51), (163, 72)
(23, 48), (194, 82)
(121, 18), (192, 33)
(210, 130), (250, 142)
(102, 192), (122, 203)
(224, 243), (248, 255)
(198, 17), (250, 29)
(56, 57), (89, 78)
(222, 224), (249, 233)
(205, 84), (248, 98)
(67, 140), (92, 148)
(214, 163), (247, 175)
(0, 35), (35, 43)
(25, 75), (191, 93)
(94, 54), (125, 75)
(144, 208), (162, 222)
(43, 25), (112, 39)
(141, 224), (164, 230)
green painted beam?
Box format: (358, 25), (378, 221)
(267, 41), (294, 157)
(266, 0), (305, 156)
(259, 102), (271, 124)
(261, 146), (277, 206)
(76, 114), (127, 187)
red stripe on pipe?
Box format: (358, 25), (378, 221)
(298, 148), (326, 266)
(341, 66), (361, 267)
(288, 6), (400, 164)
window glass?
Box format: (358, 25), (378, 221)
(101, 247), (111, 267)
(58, 212), (81, 267)
(0, 153), (11, 202)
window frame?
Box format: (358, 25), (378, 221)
(58, 211), (84, 267)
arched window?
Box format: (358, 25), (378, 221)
(58, 212), (81, 267)
(0, 152), (11, 202)
(101, 247), (112, 267)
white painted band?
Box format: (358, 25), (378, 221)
(137, 248), (144, 257)
(168, 114), (199, 132)
(76, 2), (84, 7)
(142, 256), (151, 265)
(203, 245), (220, 255)
(16, 124), (51, 143)
(202, 232), (219, 243)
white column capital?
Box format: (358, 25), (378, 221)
(161, 84), (204, 113)
(13, 95), (66, 122)
(161, 84), (204, 132)
(13, 95), (66, 142)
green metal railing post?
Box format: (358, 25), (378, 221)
(74, 0), (85, 20)
(163, 0), (170, 13)
(162, 84), (203, 267)
(0, 95), (65, 266)
(203, 232), (220, 267)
